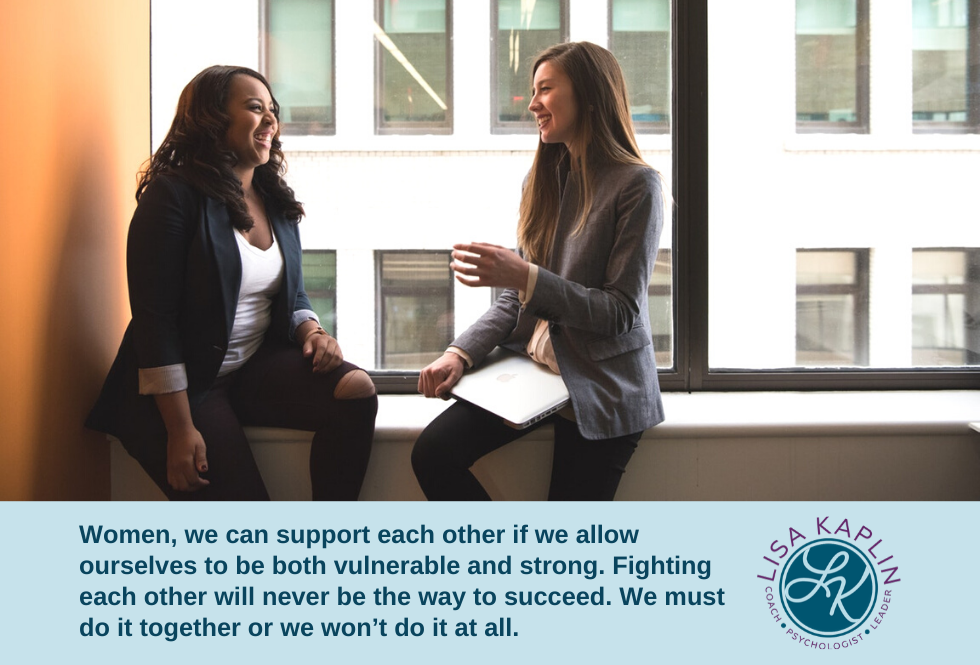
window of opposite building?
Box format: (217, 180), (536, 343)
(609, 0), (671, 134)
(262, 0), (335, 135)
(795, 0), (869, 133)
(912, 249), (980, 366)
(492, 0), (569, 133)
(913, 0), (979, 133)
(301, 250), (337, 337)
(795, 250), (870, 367)
(377, 251), (454, 370)
(649, 248), (673, 369)
(375, 0), (452, 134)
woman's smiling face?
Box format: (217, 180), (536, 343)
(223, 74), (277, 174)
(528, 60), (580, 152)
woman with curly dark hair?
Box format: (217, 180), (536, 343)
(87, 66), (376, 501)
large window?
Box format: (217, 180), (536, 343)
(263, 0), (335, 135)
(913, 0), (979, 132)
(796, 250), (869, 367)
(153, 0), (980, 391)
(302, 250), (337, 337)
(375, 0), (452, 134)
(377, 251), (454, 370)
(912, 249), (980, 365)
(795, 0), (868, 132)
(492, 0), (568, 133)
(609, 0), (671, 133)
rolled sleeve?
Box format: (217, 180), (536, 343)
(138, 363), (188, 395)
(291, 309), (319, 341)
(446, 346), (473, 368)
(519, 263), (540, 305)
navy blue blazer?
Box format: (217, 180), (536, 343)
(86, 173), (312, 454)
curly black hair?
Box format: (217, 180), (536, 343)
(137, 65), (304, 229)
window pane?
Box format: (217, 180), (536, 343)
(493, 0), (564, 130)
(912, 249), (980, 365)
(378, 252), (454, 369)
(913, 0), (970, 127)
(376, 0), (451, 132)
(302, 250), (337, 337)
(649, 248), (673, 369)
(610, 0), (671, 132)
(796, 251), (867, 367)
(796, 0), (864, 129)
(267, 0), (334, 134)
(708, 2), (980, 375)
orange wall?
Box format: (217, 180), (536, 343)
(0, 1), (150, 499)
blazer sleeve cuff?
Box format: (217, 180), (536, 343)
(291, 309), (319, 341)
(446, 346), (473, 368)
(519, 263), (539, 305)
(138, 363), (188, 395)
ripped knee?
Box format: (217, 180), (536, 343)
(333, 369), (377, 400)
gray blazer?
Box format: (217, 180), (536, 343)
(453, 161), (665, 439)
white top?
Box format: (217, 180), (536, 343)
(218, 228), (285, 376)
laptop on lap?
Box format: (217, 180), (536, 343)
(449, 347), (570, 429)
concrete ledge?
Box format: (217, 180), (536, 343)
(111, 391), (980, 501)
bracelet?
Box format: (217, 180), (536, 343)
(302, 326), (328, 345)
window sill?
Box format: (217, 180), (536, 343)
(242, 390), (980, 444)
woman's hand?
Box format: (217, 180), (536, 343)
(303, 329), (344, 373)
(418, 352), (465, 399)
(166, 427), (210, 492)
(451, 242), (529, 290)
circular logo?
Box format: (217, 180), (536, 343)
(779, 538), (878, 638)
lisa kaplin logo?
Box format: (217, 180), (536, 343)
(758, 517), (900, 651)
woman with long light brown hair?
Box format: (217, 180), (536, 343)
(413, 42), (665, 500)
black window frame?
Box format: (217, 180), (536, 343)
(794, 0), (870, 135)
(259, 0), (337, 136)
(374, 0), (454, 136)
(676, 0), (977, 391)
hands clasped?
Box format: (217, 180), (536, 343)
(451, 242), (529, 290)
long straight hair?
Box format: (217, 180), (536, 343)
(518, 42), (647, 265)
(137, 65), (304, 229)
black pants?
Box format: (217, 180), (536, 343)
(135, 342), (377, 501)
(412, 401), (640, 501)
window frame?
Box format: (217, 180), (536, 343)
(912, 0), (980, 135)
(367, 0), (979, 393)
(490, 0), (570, 135)
(374, 0), (454, 135)
(794, 0), (870, 135)
(677, 0), (978, 391)
(259, 0), (337, 136)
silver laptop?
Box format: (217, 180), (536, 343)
(449, 347), (570, 429)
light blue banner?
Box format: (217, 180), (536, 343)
(0, 502), (973, 662)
